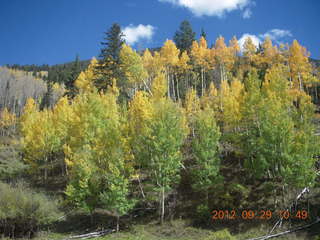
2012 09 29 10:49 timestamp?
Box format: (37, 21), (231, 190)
(211, 209), (309, 221)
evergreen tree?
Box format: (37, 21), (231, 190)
(40, 81), (54, 110)
(65, 54), (81, 98)
(200, 28), (207, 40)
(173, 20), (196, 53)
(95, 23), (125, 91)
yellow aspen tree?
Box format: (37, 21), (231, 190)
(255, 37), (284, 79)
(288, 40), (313, 91)
(0, 108), (16, 136)
(200, 82), (219, 112)
(176, 51), (190, 101)
(214, 36), (232, 83)
(151, 72), (168, 101)
(20, 101), (58, 182)
(143, 49), (164, 77)
(229, 36), (240, 56)
(228, 78), (244, 130)
(217, 78), (245, 133)
(191, 37), (210, 96)
(128, 91), (153, 137)
(227, 36), (241, 76)
(75, 58), (99, 93)
(127, 90), (153, 196)
(262, 64), (291, 104)
(142, 49), (159, 90)
(184, 88), (200, 136)
(142, 48), (154, 75)
(160, 40), (180, 99)
(65, 90), (134, 226)
(120, 44), (149, 95)
(243, 37), (257, 67)
(52, 96), (73, 175)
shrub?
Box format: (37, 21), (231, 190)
(0, 182), (61, 238)
(204, 229), (235, 240)
(0, 142), (27, 181)
(195, 204), (212, 225)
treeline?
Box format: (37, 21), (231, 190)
(0, 67), (65, 116)
(6, 56), (89, 92)
(1, 21), (320, 236)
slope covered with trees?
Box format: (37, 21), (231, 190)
(1, 22), (320, 239)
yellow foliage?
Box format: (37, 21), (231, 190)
(177, 51), (190, 73)
(151, 72), (167, 100)
(288, 40), (313, 90)
(160, 39), (180, 67)
(219, 79), (244, 131)
(120, 44), (148, 85)
(200, 82), (218, 110)
(0, 108), (16, 128)
(191, 37), (210, 69)
(243, 37), (257, 62)
(229, 36), (240, 55)
(129, 91), (153, 134)
(75, 57), (98, 93)
(185, 88), (200, 120)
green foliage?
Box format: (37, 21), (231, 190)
(174, 20), (196, 52)
(195, 204), (211, 224)
(0, 141), (27, 181)
(144, 99), (187, 193)
(65, 90), (134, 217)
(191, 108), (221, 196)
(204, 229), (235, 240)
(95, 23), (125, 91)
(0, 182), (61, 238)
(241, 66), (318, 187)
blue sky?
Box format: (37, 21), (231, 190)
(0, 0), (319, 65)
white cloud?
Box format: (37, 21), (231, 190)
(159, 0), (252, 17)
(242, 8), (252, 19)
(238, 29), (292, 51)
(259, 29), (292, 41)
(238, 34), (261, 50)
(123, 24), (155, 45)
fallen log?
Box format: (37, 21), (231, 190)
(62, 229), (116, 240)
(246, 217), (320, 240)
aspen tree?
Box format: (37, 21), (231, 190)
(160, 40), (180, 99)
(65, 88), (134, 228)
(288, 40), (313, 91)
(191, 37), (210, 96)
(0, 108), (16, 136)
(120, 44), (148, 95)
(191, 108), (221, 207)
(75, 58), (99, 93)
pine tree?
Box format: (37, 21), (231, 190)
(173, 20), (196, 53)
(40, 81), (54, 110)
(65, 54), (81, 98)
(95, 23), (125, 91)
(200, 28), (207, 40)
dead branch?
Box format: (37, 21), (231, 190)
(62, 229), (115, 240)
(247, 217), (320, 240)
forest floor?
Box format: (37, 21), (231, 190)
(26, 218), (320, 240)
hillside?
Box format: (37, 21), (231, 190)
(1, 27), (320, 240)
